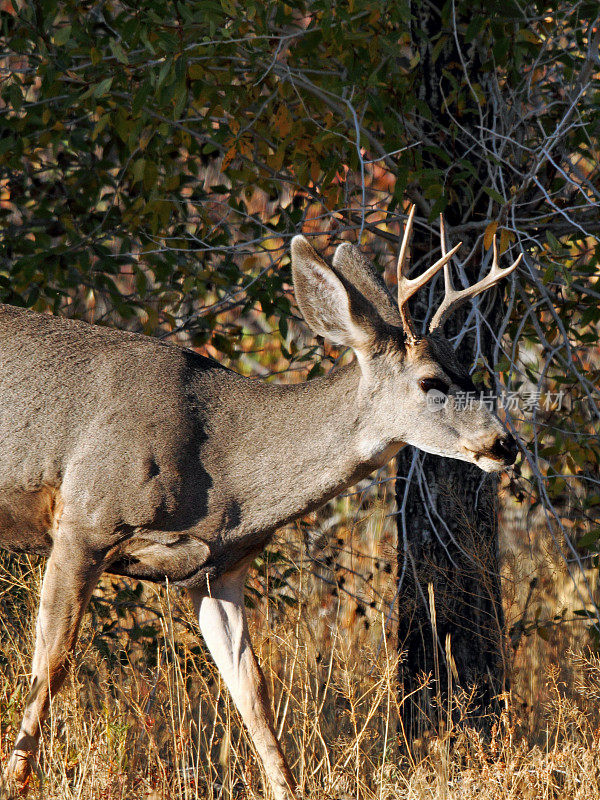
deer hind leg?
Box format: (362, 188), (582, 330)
(189, 565), (297, 800)
(5, 530), (104, 791)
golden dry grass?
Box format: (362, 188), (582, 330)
(0, 487), (599, 800)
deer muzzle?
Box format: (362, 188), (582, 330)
(489, 433), (518, 465)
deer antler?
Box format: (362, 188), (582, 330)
(397, 204), (462, 343)
(428, 219), (523, 334)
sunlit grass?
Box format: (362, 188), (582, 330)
(1, 490), (598, 799)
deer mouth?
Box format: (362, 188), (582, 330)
(464, 433), (518, 469)
(464, 446), (517, 473)
(466, 452), (510, 473)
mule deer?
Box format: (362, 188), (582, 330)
(2, 207), (520, 798)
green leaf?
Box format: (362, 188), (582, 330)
(132, 80), (153, 116)
(110, 39), (129, 65)
(81, 77), (114, 101)
(546, 230), (561, 251)
(483, 186), (505, 205)
(579, 530), (600, 549)
(131, 158), (146, 184)
(53, 25), (72, 47)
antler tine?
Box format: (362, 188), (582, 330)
(439, 214), (453, 296)
(429, 233), (523, 333)
(397, 205), (462, 343)
(397, 203), (416, 280)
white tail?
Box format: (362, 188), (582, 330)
(2, 211), (519, 798)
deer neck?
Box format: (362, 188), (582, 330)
(225, 360), (403, 534)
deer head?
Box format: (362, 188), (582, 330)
(291, 206), (521, 473)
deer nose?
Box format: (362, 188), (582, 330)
(490, 433), (518, 464)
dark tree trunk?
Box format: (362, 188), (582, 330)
(396, 2), (508, 740)
(396, 450), (507, 739)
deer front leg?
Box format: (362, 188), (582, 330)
(5, 532), (103, 792)
(189, 565), (297, 800)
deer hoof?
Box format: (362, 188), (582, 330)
(4, 751), (33, 796)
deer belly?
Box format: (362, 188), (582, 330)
(107, 530), (212, 583)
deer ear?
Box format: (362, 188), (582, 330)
(291, 236), (372, 351)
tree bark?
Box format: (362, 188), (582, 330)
(396, 449), (507, 739)
(396, 1), (509, 741)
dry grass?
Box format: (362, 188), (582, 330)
(1, 489), (599, 800)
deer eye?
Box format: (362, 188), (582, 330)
(419, 377), (449, 395)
